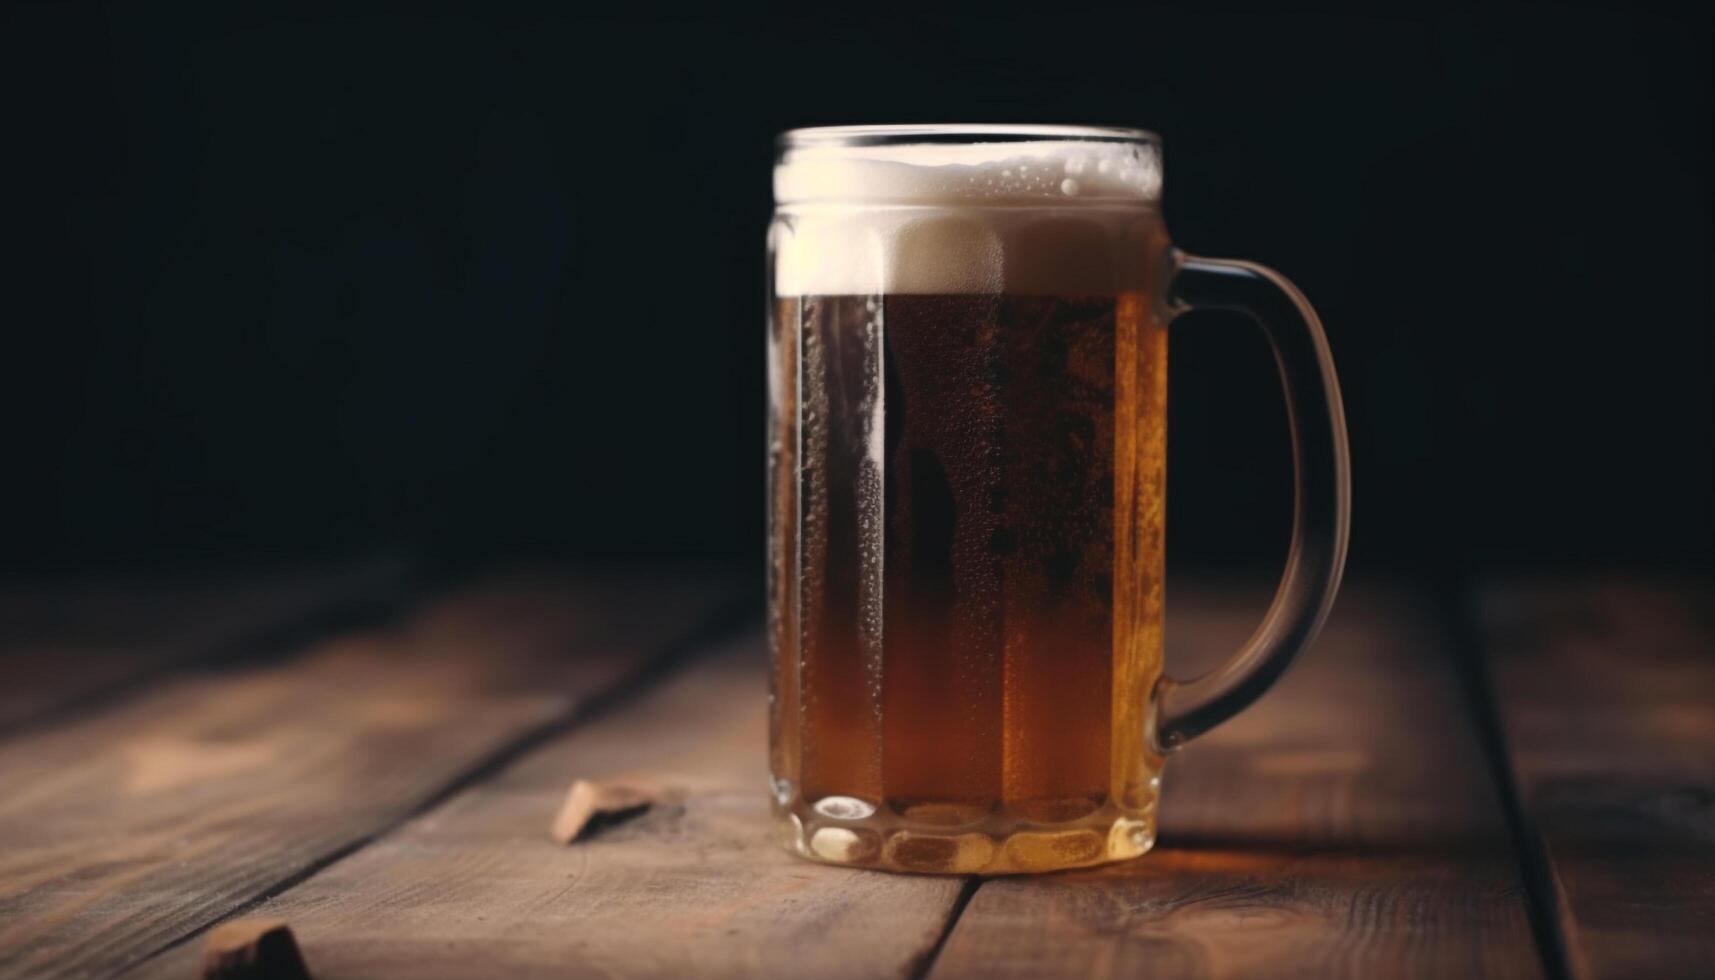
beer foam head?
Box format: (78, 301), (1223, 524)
(773, 127), (1164, 295)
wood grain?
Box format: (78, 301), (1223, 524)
(0, 568), (732, 980)
(132, 634), (968, 980)
(930, 583), (1543, 979)
(1478, 576), (1715, 980)
(0, 559), (408, 735)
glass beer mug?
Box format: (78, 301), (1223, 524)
(766, 125), (1350, 874)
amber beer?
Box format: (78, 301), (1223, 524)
(770, 290), (1165, 873)
(768, 126), (1349, 875)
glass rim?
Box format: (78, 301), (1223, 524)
(777, 124), (1160, 151)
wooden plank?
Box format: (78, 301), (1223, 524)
(131, 633), (968, 980)
(0, 559), (409, 735)
(1478, 576), (1715, 980)
(0, 568), (734, 980)
(929, 582), (1542, 979)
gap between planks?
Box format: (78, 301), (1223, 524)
(908, 877), (983, 980)
(1436, 571), (1574, 980)
(1469, 575), (1715, 980)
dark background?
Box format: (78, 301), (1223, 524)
(5, 3), (1711, 581)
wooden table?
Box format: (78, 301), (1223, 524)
(0, 565), (1708, 979)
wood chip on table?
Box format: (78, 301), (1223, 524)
(200, 919), (312, 980)
(551, 775), (686, 844)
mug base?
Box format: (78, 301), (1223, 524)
(772, 787), (1158, 875)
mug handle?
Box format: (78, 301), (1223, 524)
(1151, 252), (1353, 751)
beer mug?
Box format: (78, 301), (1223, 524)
(766, 125), (1350, 873)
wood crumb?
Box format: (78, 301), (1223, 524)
(551, 776), (681, 844)
(201, 918), (312, 979)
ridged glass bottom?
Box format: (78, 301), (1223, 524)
(772, 780), (1158, 874)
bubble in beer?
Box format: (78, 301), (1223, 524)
(1060, 178), (1081, 197)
